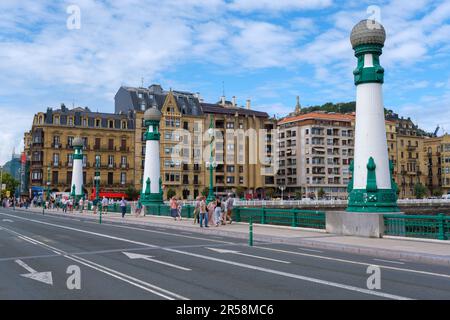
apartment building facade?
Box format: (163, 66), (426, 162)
(115, 85), (276, 200)
(276, 112), (354, 199)
(24, 105), (136, 196)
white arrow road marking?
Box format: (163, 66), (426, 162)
(15, 259), (53, 285)
(2, 219), (14, 222)
(123, 252), (191, 271)
(206, 248), (291, 264)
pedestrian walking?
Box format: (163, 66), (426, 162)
(135, 201), (143, 217)
(101, 196), (108, 215)
(207, 200), (215, 226)
(79, 198), (84, 213)
(214, 199), (222, 227)
(225, 194), (234, 224)
(199, 196), (208, 228)
(193, 196), (201, 224)
(170, 196), (178, 221)
(120, 197), (127, 218)
(177, 201), (183, 221)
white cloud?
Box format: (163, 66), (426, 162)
(229, 0), (332, 12)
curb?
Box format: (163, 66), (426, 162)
(7, 208), (450, 267)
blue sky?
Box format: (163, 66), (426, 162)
(1, 0), (450, 164)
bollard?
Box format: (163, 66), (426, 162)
(99, 209), (102, 224)
(249, 217), (253, 247)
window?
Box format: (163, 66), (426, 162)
(122, 121), (127, 129)
(68, 117), (73, 126)
(68, 136), (74, 147)
(108, 139), (114, 150)
(67, 154), (73, 166)
(108, 172), (114, 185)
(53, 154), (59, 166)
(226, 122), (234, 129)
(95, 119), (101, 127)
(109, 120), (114, 128)
(82, 118), (87, 127)
(121, 156), (127, 166)
(108, 155), (114, 167)
(95, 155), (101, 167)
(227, 165), (235, 173)
(54, 116), (60, 125)
(120, 173), (126, 185)
(226, 176), (235, 184)
(94, 138), (101, 150)
(82, 155), (87, 167)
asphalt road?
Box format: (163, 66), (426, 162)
(0, 208), (449, 300)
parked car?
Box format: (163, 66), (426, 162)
(442, 194), (450, 199)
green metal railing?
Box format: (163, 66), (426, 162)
(233, 207), (326, 229)
(384, 214), (450, 240)
(141, 204), (325, 229)
(96, 204), (132, 214)
(145, 204), (195, 218)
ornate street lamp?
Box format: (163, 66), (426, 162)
(278, 185), (286, 201)
(206, 114), (216, 204)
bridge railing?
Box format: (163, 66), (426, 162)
(233, 207), (326, 229)
(384, 214), (450, 240)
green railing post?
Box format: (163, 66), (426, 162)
(292, 210), (297, 228)
(261, 207), (266, 224)
(438, 214), (446, 240)
(187, 205), (192, 219)
(157, 204), (161, 216)
(249, 217), (253, 247)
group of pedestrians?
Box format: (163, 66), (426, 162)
(192, 194), (234, 228)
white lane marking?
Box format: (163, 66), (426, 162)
(254, 246), (450, 279)
(2, 219), (14, 222)
(82, 220), (236, 245)
(207, 248), (291, 264)
(298, 247), (324, 253)
(374, 259), (405, 265)
(0, 225), (187, 300)
(0, 213), (412, 299)
(123, 252), (191, 271)
(165, 247), (410, 300)
(65, 255), (188, 300)
(15, 259), (53, 285)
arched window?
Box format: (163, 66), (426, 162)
(121, 121), (127, 129)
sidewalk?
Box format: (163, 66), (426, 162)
(12, 207), (450, 266)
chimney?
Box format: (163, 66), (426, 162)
(246, 99), (251, 110)
(232, 96), (237, 107)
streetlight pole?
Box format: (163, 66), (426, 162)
(206, 114), (216, 204)
(0, 166), (3, 201)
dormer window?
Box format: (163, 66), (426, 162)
(95, 119), (101, 127)
(109, 120), (114, 128)
(54, 116), (60, 125)
(141, 102), (146, 111)
(138, 93), (143, 99)
(121, 121), (127, 129)
(82, 118), (87, 126)
(68, 117), (73, 126)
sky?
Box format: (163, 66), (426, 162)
(0, 0), (450, 165)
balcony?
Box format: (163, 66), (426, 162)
(66, 161), (73, 168)
(119, 146), (130, 152)
(407, 145), (418, 151)
(51, 143), (62, 149)
(31, 160), (43, 167)
(120, 163), (130, 169)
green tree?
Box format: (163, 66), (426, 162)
(414, 183), (427, 199)
(166, 188), (176, 200)
(433, 189), (444, 197)
(0, 172), (19, 198)
(265, 188), (275, 199)
(235, 187), (245, 199)
(318, 188), (326, 199)
(201, 187), (209, 197)
(125, 186), (140, 200)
